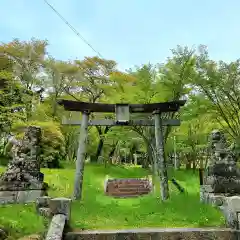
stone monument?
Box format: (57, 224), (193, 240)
(0, 126), (47, 204)
(200, 129), (240, 205)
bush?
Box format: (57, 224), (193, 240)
(10, 120), (65, 168)
(0, 155), (10, 166)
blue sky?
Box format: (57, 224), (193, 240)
(1, 0), (240, 70)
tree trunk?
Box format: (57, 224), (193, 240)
(129, 146), (135, 165)
(192, 154), (196, 171)
(94, 138), (104, 162)
(109, 144), (117, 159)
(142, 156), (149, 169)
(108, 142), (118, 164)
(94, 126), (111, 162)
(185, 154), (192, 170)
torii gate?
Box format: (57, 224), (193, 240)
(58, 99), (186, 201)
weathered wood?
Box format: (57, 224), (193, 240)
(45, 214), (66, 240)
(154, 113), (169, 201)
(62, 119), (181, 126)
(58, 99), (186, 113)
(73, 112), (89, 200)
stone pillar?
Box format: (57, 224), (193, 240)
(49, 197), (72, 221)
(45, 214), (66, 240)
(73, 111), (89, 200)
(223, 196), (240, 229)
(154, 111), (169, 201)
(45, 197), (72, 240)
(36, 196), (51, 215)
(36, 196), (51, 208)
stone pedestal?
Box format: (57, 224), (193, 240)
(200, 130), (240, 230)
(204, 160), (240, 195)
(0, 189), (45, 204)
(201, 160), (240, 206)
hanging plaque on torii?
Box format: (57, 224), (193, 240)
(58, 99), (186, 201)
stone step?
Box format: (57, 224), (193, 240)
(65, 228), (236, 240)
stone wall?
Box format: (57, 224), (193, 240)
(65, 228), (237, 240)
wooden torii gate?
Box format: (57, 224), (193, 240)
(58, 99), (186, 201)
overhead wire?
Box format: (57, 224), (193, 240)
(43, 0), (104, 58)
(42, 0), (109, 101)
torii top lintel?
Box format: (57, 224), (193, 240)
(58, 99), (186, 113)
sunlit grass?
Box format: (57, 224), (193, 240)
(0, 164), (225, 238)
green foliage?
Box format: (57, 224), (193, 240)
(1, 33), (240, 239)
(11, 120), (65, 168)
(1, 37), (239, 168)
(0, 69), (25, 133)
(0, 164), (225, 238)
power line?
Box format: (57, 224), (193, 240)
(43, 0), (104, 58)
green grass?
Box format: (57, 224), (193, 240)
(0, 164), (225, 238)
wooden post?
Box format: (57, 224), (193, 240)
(73, 111), (89, 200)
(154, 111), (169, 201)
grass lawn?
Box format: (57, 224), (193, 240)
(0, 164), (225, 239)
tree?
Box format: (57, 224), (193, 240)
(1, 38), (47, 120)
(64, 56), (119, 162)
(42, 58), (80, 118)
(126, 47), (194, 200)
(193, 45), (240, 139)
(169, 93), (220, 170)
(0, 48), (25, 135)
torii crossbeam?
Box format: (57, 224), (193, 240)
(58, 99), (186, 201)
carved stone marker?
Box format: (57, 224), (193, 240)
(203, 130), (240, 195)
(105, 178), (152, 198)
(0, 126), (47, 204)
(200, 130), (240, 228)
